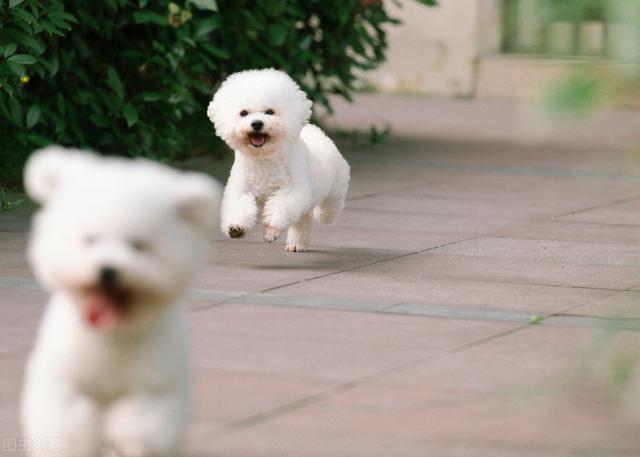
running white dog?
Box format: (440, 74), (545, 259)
(207, 68), (350, 252)
(21, 146), (221, 457)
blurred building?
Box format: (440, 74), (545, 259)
(366, 0), (640, 101)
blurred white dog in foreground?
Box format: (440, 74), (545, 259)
(207, 68), (350, 252)
(21, 146), (221, 457)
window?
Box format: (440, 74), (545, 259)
(502, 0), (608, 57)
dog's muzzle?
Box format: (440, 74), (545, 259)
(248, 132), (268, 147)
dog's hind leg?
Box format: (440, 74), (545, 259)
(313, 193), (346, 224)
(286, 211), (313, 252)
(313, 166), (349, 224)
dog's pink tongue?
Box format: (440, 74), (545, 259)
(84, 292), (119, 331)
(249, 133), (266, 146)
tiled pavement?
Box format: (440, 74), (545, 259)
(2, 96), (640, 456)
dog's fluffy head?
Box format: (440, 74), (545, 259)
(207, 68), (312, 156)
(25, 146), (221, 333)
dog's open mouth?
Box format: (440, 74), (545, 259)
(248, 132), (268, 148)
(83, 286), (131, 331)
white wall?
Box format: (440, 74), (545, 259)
(365, 0), (500, 97)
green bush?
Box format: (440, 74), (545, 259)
(0, 0), (435, 189)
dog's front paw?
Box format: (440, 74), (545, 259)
(286, 243), (307, 253)
(263, 226), (280, 243)
(228, 225), (246, 238)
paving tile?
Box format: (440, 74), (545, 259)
(385, 302), (538, 323)
(544, 315), (640, 330)
(0, 353), (27, 455)
(0, 286), (47, 355)
(345, 175), (420, 200)
(495, 220), (640, 245)
(436, 236), (640, 267)
(0, 232), (30, 277)
(388, 173), (640, 217)
(378, 325), (602, 393)
(0, 410), (23, 457)
(348, 194), (557, 220)
(332, 207), (515, 235)
(192, 368), (336, 424)
(189, 303), (516, 380)
(385, 172), (557, 202)
(231, 291), (392, 313)
(0, 352), (27, 413)
(559, 198), (640, 226)
(203, 326), (637, 456)
(569, 291), (640, 320)
(0, 205), (32, 233)
(377, 253), (640, 290)
(310, 225), (463, 251)
(195, 242), (404, 293)
(190, 288), (626, 328)
(189, 422), (574, 457)
(276, 261), (614, 313)
(239, 390), (634, 457)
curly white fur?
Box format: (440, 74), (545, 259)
(207, 68), (350, 252)
(21, 146), (221, 457)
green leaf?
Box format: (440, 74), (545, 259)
(106, 66), (124, 100)
(57, 93), (66, 115)
(45, 51), (59, 76)
(8, 97), (22, 127)
(299, 35), (313, 51)
(49, 11), (79, 24)
(89, 113), (110, 127)
(141, 92), (164, 102)
(3, 44), (17, 58)
(195, 16), (221, 37)
(14, 8), (36, 24)
(133, 11), (167, 25)
(7, 61), (25, 76)
(3, 30), (46, 53)
(268, 25), (287, 46)
(48, 14), (73, 31)
(9, 0), (25, 7)
(2, 81), (14, 97)
(201, 43), (230, 59)
(7, 54), (37, 65)
(188, 0), (217, 11)
(123, 104), (139, 127)
(529, 315), (545, 325)
(26, 104), (41, 128)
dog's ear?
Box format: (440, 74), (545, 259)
(24, 146), (96, 204)
(176, 173), (222, 231)
(298, 90), (313, 125)
(206, 98), (217, 126)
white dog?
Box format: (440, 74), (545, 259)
(21, 146), (221, 457)
(207, 68), (350, 252)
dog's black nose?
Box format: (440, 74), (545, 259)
(99, 266), (118, 286)
(251, 120), (264, 131)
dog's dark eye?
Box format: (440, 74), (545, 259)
(265, 109), (275, 115)
(129, 239), (149, 252)
(84, 234), (99, 246)
(240, 110), (248, 117)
